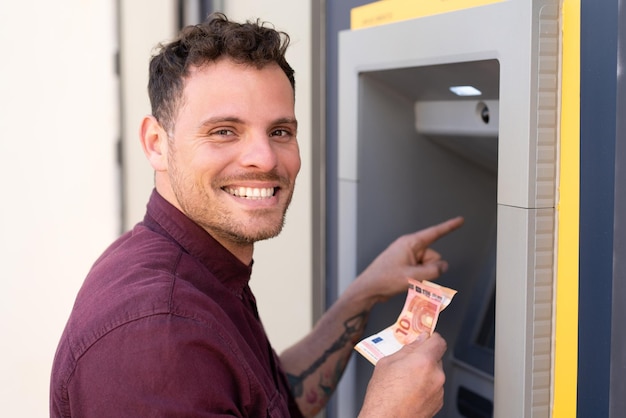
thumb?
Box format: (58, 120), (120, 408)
(404, 332), (447, 359)
(408, 260), (449, 282)
(401, 332), (429, 351)
(412, 332), (430, 345)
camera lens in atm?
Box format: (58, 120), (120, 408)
(477, 102), (490, 124)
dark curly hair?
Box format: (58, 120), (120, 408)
(148, 13), (295, 132)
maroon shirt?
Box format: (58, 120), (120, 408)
(50, 190), (303, 418)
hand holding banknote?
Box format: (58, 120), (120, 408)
(357, 279), (456, 417)
(356, 279), (457, 365)
(359, 332), (447, 418)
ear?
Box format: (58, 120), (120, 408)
(140, 115), (169, 171)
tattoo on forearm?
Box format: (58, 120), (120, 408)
(287, 311), (368, 398)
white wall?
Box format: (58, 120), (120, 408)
(120, 0), (176, 230)
(0, 1), (119, 416)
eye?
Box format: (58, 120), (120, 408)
(269, 128), (294, 141)
(207, 128), (238, 142)
(213, 128), (234, 136)
(270, 129), (288, 136)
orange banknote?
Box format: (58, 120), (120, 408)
(355, 278), (457, 365)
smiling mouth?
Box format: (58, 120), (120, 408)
(223, 186), (276, 199)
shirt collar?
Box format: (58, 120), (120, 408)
(143, 189), (253, 297)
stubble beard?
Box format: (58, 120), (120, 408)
(218, 209), (287, 244)
(171, 175), (293, 245)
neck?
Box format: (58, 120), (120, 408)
(218, 239), (254, 266)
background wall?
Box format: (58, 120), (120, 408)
(0, 1), (119, 416)
(0, 1), (313, 416)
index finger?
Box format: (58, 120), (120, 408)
(411, 216), (464, 250)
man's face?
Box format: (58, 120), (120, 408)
(159, 59), (301, 250)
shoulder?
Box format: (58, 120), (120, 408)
(59, 225), (200, 366)
(52, 313), (259, 417)
(51, 223), (270, 416)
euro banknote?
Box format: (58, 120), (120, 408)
(355, 278), (457, 365)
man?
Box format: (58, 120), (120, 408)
(50, 13), (463, 417)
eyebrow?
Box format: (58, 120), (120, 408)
(199, 116), (242, 128)
(273, 117), (299, 129)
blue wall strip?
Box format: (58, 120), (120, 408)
(578, 0), (618, 416)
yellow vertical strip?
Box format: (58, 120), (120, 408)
(553, 0), (580, 416)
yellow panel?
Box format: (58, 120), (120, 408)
(554, 0), (580, 416)
(351, 0), (505, 30)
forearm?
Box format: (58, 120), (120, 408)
(279, 285), (378, 417)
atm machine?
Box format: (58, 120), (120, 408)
(333, 1), (559, 417)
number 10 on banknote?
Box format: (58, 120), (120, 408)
(355, 278), (457, 365)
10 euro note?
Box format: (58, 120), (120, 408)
(355, 278), (457, 365)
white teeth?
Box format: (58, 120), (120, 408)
(225, 187), (275, 199)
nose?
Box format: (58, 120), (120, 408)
(239, 133), (279, 171)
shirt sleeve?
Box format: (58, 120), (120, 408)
(66, 313), (254, 417)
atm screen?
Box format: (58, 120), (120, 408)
(475, 289), (495, 351)
(453, 243), (496, 377)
